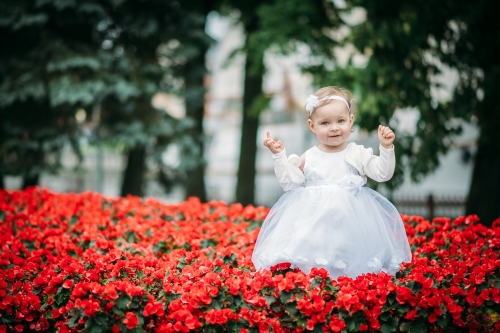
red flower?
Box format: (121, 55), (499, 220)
(329, 317), (346, 332)
(81, 300), (101, 316)
(143, 302), (164, 317)
(404, 310), (418, 320)
(62, 279), (74, 289)
(123, 312), (139, 329)
(396, 286), (412, 304)
(1, 189), (499, 333)
(270, 262), (291, 272)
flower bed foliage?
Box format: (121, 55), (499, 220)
(0, 188), (499, 333)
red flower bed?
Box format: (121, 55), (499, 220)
(0, 187), (499, 333)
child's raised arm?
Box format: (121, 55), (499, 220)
(358, 125), (396, 182)
(264, 131), (304, 191)
(378, 125), (395, 149)
(263, 131), (284, 154)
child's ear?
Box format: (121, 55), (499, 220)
(307, 118), (315, 133)
(349, 114), (355, 127)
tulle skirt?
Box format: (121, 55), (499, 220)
(252, 175), (412, 279)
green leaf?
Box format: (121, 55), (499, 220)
(410, 323), (428, 333)
(280, 291), (293, 303)
(117, 295), (131, 310)
(396, 303), (411, 313)
(346, 318), (356, 331)
(436, 314), (448, 330)
(380, 312), (391, 321)
(201, 238), (218, 249)
(126, 231), (138, 243)
(313, 324), (323, 333)
(85, 318), (104, 333)
(0, 313), (13, 324)
(399, 321), (411, 332)
(165, 293), (181, 302)
(264, 296), (276, 305)
(112, 306), (125, 317)
(211, 298), (222, 310)
(177, 257), (187, 269)
(285, 302), (298, 316)
(325, 279), (337, 293)
(54, 289), (71, 306)
(380, 317), (398, 333)
(153, 240), (167, 253)
(381, 324), (397, 333)
(95, 312), (109, 326)
(67, 315), (79, 328)
(232, 295), (243, 308)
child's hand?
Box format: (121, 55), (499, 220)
(378, 125), (395, 149)
(263, 131), (284, 154)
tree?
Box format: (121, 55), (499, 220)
(96, 0), (187, 197)
(168, 2), (219, 202)
(0, 0), (107, 188)
(87, 0), (218, 198)
(321, 0), (500, 224)
(0, 0), (208, 198)
(228, 0), (343, 205)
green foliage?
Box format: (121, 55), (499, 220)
(0, 1), (107, 178)
(0, 0), (209, 193)
(311, 0), (500, 199)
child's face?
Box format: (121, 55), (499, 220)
(307, 101), (354, 151)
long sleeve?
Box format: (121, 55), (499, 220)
(362, 144), (396, 182)
(272, 149), (306, 191)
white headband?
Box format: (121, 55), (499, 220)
(305, 94), (351, 115)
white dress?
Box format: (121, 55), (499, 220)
(252, 145), (412, 279)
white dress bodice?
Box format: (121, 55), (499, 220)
(303, 145), (357, 182)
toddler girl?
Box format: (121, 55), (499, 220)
(252, 86), (412, 279)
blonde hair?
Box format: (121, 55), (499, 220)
(306, 86), (356, 118)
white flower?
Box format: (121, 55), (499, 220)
(367, 257), (382, 270)
(305, 94), (319, 114)
(334, 260), (346, 269)
(315, 257), (328, 265)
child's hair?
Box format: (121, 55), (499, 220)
(306, 86), (356, 118)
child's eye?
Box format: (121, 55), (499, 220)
(321, 121), (329, 125)
(339, 119), (345, 123)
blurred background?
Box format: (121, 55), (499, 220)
(1, 0), (498, 224)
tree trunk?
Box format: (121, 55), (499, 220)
(465, 111), (500, 226)
(183, 47), (207, 202)
(235, 50), (264, 205)
(0, 172), (4, 189)
(465, 8), (500, 226)
(121, 145), (147, 197)
(465, 67), (500, 226)
(22, 173), (40, 189)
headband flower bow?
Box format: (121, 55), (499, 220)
(305, 94), (351, 115)
(305, 95), (319, 114)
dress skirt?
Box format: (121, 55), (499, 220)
(252, 175), (412, 279)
